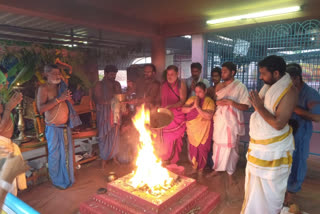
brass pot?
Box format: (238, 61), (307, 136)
(150, 108), (174, 129)
(114, 94), (127, 102)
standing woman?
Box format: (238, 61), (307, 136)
(159, 65), (187, 164)
(182, 82), (215, 175)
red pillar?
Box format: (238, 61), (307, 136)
(151, 36), (166, 81)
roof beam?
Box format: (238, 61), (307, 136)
(0, 32), (126, 49)
(0, 25), (131, 46)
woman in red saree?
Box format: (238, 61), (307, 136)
(182, 82), (215, 175)
(159, 65), (187, 164)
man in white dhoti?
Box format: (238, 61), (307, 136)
(241, 55), (298, 214)
(207, 62), (250, 183)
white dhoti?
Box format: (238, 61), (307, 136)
(242, 167), (290, 214)
(242, 73), (294, 214)
(212, 144), (239, 174)
(212, 79), (250, 175)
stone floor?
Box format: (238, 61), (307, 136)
(19, 143), (320, 214)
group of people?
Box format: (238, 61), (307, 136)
(240, 57), (320, 214)
(0, 53), (319, 214)
(92, 56), (320, 214)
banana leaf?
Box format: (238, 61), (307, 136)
(0, 88), (10, 103)
(0, 71), (6, 85)
(7, 63), (22, 78)
(9, 63), (36, 92)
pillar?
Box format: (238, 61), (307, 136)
(191, 34), (207, 78)
(151, 36), (166, 81)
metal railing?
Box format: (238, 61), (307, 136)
(206, 19), (320, 93)
(206, 19), (320, 156)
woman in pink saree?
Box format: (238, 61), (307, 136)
(182, 82), (215, 175)
(159, 65), (187, 164)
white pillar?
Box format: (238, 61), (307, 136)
(191, 34), (207, 78)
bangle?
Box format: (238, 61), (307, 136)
(56, 98), (61, 104)
(0, 179), (12, 192)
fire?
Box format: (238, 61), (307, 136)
(129, 105), (173, 194)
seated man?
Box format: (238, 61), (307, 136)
(0, 88), (26, 196)
(0, 153), (29, 207)
(0, 70), (26, 196)
(37, 64), (81, 189)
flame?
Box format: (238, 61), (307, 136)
(129, 105), (173, 193)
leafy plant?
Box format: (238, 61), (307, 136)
(0, 43), (90, 102)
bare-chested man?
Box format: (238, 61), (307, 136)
(93, 65), (122, 168)
(135, 63), (161, 109)
(0, 73), (26, 195)
(37, 64), (81, 189)
(241, 56), (298, 214)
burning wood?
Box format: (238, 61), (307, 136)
(131, 173), (181, 196)
(129, 105), (174, 194)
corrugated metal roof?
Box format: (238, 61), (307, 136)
(0, 11), (153, 70)
(0, 11), (80, 34)
(0, 11), (148, 47)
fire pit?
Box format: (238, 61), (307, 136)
(108, 172), (190, 206)
(80, 105), (220, 214)
(80, 173), (220, 214)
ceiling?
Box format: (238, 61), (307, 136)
(0, 0), (318, 42)
(78, 0), (305, 24)
(0, 10), (149, 50)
